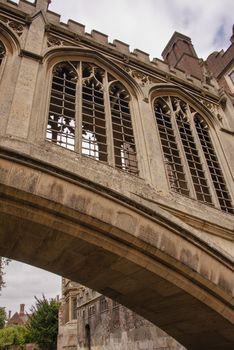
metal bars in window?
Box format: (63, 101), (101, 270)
(0, 41), (6, 66)
(81, 64), (107, 162)
(47, 61), (138, 176)
(47, 63), (77, 150)
(109, 83), (138, 175)
(195, 116), (233, 213)
(154, 98), (189, 196)
(175, 108), (213, 204)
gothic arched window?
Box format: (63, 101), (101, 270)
(47, 61), (138, 175)
(154, 96), (233, 214)
(0, 41), (6, 67)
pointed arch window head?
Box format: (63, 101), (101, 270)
(0, 41), (6, 66)
(109, 82), (138, 175)
(154, 95), (233, 214)
(46, 61), (138, 176)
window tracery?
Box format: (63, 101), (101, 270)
(47, 61), (138, 175)
(154, 95), (233, 213)
(0, 41), (6, 66)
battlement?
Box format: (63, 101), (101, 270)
(0, 0), (218, 97)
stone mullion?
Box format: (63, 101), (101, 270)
(130, 98), (151, 181)
(105, 77), (115, 167)
(169, 97), (196, 199)
(76, 62), (83, 155)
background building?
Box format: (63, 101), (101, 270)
(58, 279), (185, 350)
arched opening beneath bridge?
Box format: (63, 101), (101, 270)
(0, 154), (234, 350)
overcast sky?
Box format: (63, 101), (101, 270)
(46, 0), (234, 59)
(1, 0), (234, 315)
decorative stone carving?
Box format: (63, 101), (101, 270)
(123, 66), (160, 86)
(47, 34), (81, 48)
(0, 16), (25, 36)
(198, 97), (221, 121)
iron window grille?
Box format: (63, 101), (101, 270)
(154, 97), (189, 196)
(47, 62), (77, 150)
(194, 115), (233, 214)
(154, 96), (233, 213)
(0, 41), (6, 66)
(109, 82), (138, 175)
(100, 297), (108, 312)
(47, 61), (138, 175)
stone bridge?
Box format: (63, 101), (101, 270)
(0, 0), (234, 349)
(1, 148), (234, 350)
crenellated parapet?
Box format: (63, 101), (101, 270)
(0, 0), (220, 100)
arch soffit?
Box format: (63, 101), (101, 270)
(0, 21), (21, 54)
(43, 47), (144, 99)
(149, 83), (219, 129)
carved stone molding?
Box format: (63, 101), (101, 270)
(123, 66), (160, 86)
(0, 16), (25, 37)
(47, 34), (81, 48)
(198, 97), (221, 121)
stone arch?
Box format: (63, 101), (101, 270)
(43, 47), (144, 99)
(0, 21), (22, 54)
(0, 153), (234, 349)
(149, 83), (219, 129)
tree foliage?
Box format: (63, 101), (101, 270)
(27, 296), (59, 350)
(0, 309), (6, 330)
(0, 258), (10, 293)
(0, 325), (29, 347)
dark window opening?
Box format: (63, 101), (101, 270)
(154, 97), (189, 196)
(100, 297), (108, 312)
(195, 115), (233, 213)
(71, 297), (77, 320)
(85, 324), (91, 350)
(109, 82), (138, 175)
(173, 97), (213, 204)
(0, 41), (6, 66)
(82, 63), (107, 162)
(47, 62), (77, 150)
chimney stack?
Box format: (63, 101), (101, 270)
(162, 32), (203, 80)
(20, 304), (25, 314)
(8, 310), (11, 319)
(230, 25), (234, 44)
